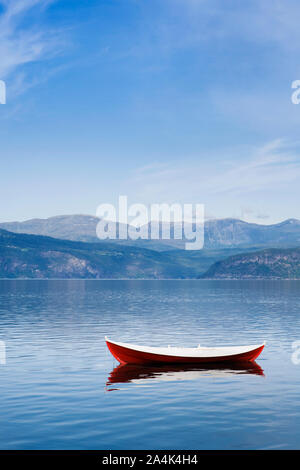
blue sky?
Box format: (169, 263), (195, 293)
(1, 0), (300, 223)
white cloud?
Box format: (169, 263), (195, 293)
(0, 0), (66, 94)
(130, 139), (300, 196)
(169, 0), (300, 52)
(124, 139), (300, 223)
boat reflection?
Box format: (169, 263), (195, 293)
(106, 361), (264, 390)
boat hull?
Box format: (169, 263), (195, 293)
(105, 338), (264, 365)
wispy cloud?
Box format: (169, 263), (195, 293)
(127, 139), (300, 220)
(205, 140), (300, 195)
(167, 0), (300, 51)
(0, 0), (66, 95)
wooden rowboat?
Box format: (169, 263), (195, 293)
(105, 337), (265, 365)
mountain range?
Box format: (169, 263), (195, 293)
(0, 228), (254, 279)
(1, 215), (300, 279)
(1, 215), (300, 250)
(0, 229), (192, 279)
(201, 247), (300, 279)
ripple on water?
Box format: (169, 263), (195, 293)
(0, 280), (299, 449)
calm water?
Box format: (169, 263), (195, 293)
(0, 279), (299, 450)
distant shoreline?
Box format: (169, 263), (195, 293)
(1, 278), (300, 281)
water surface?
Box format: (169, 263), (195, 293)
(0, 279), (299, 449)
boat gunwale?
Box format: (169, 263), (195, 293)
(105, 337), (265, 359)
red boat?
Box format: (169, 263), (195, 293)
(105, 337), (265, 365)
